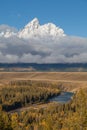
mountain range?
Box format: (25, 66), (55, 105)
(0, 18), (87, 64)
(0, 18), (65, 39)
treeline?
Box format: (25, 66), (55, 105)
(0, 80), (60, 111)
(11, 89), (87, 130)
(0, 88), (87, 130)
(0, 80), (87, 130)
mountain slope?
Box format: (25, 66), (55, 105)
(0, 18), (87, 63)
(0, 18), (65, 39)
(18, 18), (65, 39)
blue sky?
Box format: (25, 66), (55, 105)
(0, 0), (87, 37)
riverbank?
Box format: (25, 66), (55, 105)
(8, 91), (74, 113)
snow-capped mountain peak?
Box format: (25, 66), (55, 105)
(25, 18), (40, 29)
(40, 23), (65, 37)
(0, 18), (66, 39)
(18, 18), (40, 39)
(18, 18), (66, 39)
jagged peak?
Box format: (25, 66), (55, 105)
(18, 18), (66, 39)
(25, 18), (40, 28)
(31, 18), (39, 24)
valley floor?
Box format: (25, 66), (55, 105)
(0, 72), (87, 92)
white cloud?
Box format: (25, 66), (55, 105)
(0, 18), (87, 63)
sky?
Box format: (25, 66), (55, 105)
(0, 0), (87, 63)
(0, 0), (87, 37)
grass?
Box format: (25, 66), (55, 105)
(0, 72), (87, 92)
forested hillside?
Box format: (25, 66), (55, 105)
(0, 80), (87, 130)
(0, 81), (60, 111)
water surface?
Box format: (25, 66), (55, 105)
(49, 92), (74, 103)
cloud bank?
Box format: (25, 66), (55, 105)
(0, 18), (87, 63)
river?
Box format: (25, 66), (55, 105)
(9, 92), (74, 113)
(49, 92), (74, 103)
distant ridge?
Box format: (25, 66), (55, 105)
(0, 63), (87, 72)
